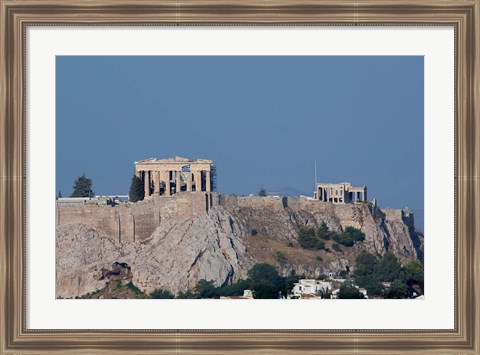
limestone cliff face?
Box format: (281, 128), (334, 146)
(120, 209), (254, 295)
(56, 224), (123, 298)
(221, 195), (423, 262)
(56, 208), (255, 298)
(56, 193), (423, 298)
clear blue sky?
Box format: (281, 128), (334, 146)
(56, 56), (424, 211)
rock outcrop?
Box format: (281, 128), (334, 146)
(56, 223), (123, 298)
(56, 194), (423, 298)
(120, 209), (253, 295)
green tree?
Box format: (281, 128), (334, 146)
(128, 174), (145, 202)
(175, 290), (197, 299)
(344, 226), (365, 242)
(333, 226), (365, 247)
(57, 190), (62, 198)
(251, 281), (279, 299)
(333, 233), (354, 247)
(248, 263), (284, 299)
(337, 284), (365, 299)
(280, 270), (301, 298)
(354, 252), (378, 277)
(317, 222), (330, 239)
(248, 263), (280, 285)
(405, 260), (424, 292)
(353, 252), (383, 296)
(215, 279), (251, 297)
(375, 253), (402, 282)
(298, 226), (316, 248)
(361, 278), (384, 296)
(319, 288), (332, 299)
(314, 239), (325, 249)
(385, 282), (409, 299)
(194, 279), (217, 299)
(298, 226), (325, 250)
(70, 174), (94, 197)
(150, 288), (174, 299)
(258, 188), (267, 197)
(352, 252), (417, 298)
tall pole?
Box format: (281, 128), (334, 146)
(314, 160), (317, 186)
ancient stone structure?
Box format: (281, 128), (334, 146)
(56, 194), (423, 297)
(314, 182), (367, 204)
(57, 192), (218, 244)
(135, 156), (213, 197)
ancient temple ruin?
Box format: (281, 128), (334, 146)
(314, 182), (367, 204)
(135, 157), (214, 197)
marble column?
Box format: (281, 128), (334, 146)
(144, 170), (150, 197)
(153, 171), (160, 196)
(205, 171), (211, 192)
(175, 171), (181, 193)
(194, 171), (202, 191)
(186, 172), (192, 192)
(165, 170), (171, 196)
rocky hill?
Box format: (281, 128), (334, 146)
(56, 193), (423, 298)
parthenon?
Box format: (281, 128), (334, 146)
(314, 182), (367, 204)
(135, 157), (213, 197)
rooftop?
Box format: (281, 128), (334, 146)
(134, 156), (212, 164)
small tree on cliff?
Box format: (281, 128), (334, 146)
(129, 174), (144, 202)
(258, 188), (267, 197)
(70, 174), (94, 197)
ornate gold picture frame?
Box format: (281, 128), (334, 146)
(1, 0), (479, 353)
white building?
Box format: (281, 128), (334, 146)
(358, 288), (368, 298)
(292, 279), (332, 298)
(314, 182), (367, 204)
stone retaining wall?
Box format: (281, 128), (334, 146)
(57, 192), (215, 243)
